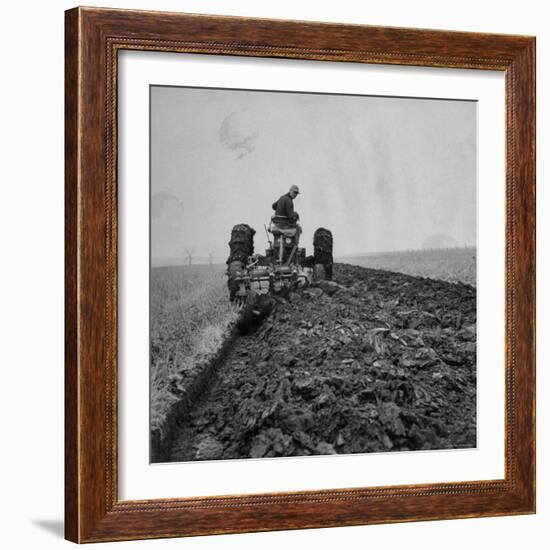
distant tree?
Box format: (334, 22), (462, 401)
(208, 252), (213, 270)
(184, 247), (195, 266)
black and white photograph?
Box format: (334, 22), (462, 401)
(149, 85), (477, 463)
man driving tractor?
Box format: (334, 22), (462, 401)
(269, 184), (302, 265)
(271, 184), (302, 235)
(272, 184), (300, 220)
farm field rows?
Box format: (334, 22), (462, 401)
(168, 263), (476, 460)
(151, 248), (476, 450)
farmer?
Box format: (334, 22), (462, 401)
(272, 185), (301, 226)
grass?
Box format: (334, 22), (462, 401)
(150, 264), (238, 433)
(339, 247), (476, 287)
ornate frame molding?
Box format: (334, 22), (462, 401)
(65, 7), (535, 542)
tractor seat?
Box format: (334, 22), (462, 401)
(270, 225), (297, 237)
(269, 216), (298, 237)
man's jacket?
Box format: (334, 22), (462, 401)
(272, 193), (298, 221)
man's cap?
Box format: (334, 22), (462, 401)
(289, 185), (300, 194)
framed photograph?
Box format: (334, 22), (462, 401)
(65, 7), (535, 543)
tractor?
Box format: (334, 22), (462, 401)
(226, 216), (333, 330)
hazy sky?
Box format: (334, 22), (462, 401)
(151, 85), (476, 266)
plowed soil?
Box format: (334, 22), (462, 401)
(169, 263), (476, 462)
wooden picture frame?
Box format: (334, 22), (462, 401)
(65, 6), (536, 543)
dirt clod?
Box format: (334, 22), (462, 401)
(194, 436), (224, 460)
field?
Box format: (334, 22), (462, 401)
(150, 264), (237, 433)
(339, 247), (476, 287)
(151, 248), (476, 450)
(168, 263), (477, 461)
